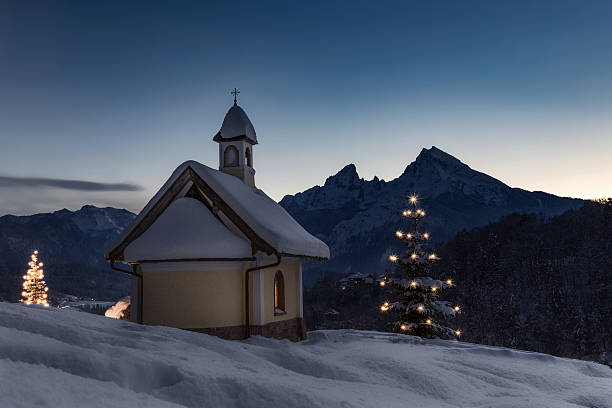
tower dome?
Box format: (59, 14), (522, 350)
(213, 104), (258, 145)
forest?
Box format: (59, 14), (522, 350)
(305, 199), (612, 364)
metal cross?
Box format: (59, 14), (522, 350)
(231, 88), (240, 105)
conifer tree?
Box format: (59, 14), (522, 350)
(20, 250), (50, 306)
(379, 195), (460, 338)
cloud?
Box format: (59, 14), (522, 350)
(0, 176), (144, 192)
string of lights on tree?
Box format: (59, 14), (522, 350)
(379, 195), (461, 338)
(20, 250), (49, 307)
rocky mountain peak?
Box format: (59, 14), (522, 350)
(400, 146), (506, 197)
(404, 146), (465, 175)
(324, 164), (361, 188)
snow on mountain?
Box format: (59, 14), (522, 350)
(65, 205), (134, 235)
(1, 302), (611, 408)
(280, 146), (584, 284)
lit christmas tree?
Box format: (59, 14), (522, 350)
(20, 250), (49, 306)
(379, 195), (460, 338)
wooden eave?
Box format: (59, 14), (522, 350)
(212, 132), (258, 145)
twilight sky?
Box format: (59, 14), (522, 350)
(1, 0), (611, 216)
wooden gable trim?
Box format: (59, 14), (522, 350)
(187, 167), (275, 255)
(107, 165), (276, 261)
(184, 183), (250, 244)
(108, 167), (193, 261)
(137, 257), (255, 264)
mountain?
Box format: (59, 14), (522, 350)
(280, 146), (584, 285)
(2, 302), (611, 407)
(0, 205), (135, 302)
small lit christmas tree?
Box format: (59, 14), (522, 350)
(20, 250), (49, 307)
(379, 195), (460, 338)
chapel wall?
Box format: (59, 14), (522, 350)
(141, 264), (246, 329)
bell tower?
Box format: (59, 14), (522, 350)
(213, 89), (257, 188)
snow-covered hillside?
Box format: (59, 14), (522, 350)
(1, 303), (610, 408)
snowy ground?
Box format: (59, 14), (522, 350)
(1, 302), (611, 408)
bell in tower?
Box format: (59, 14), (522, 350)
(213, 89), (257, 188)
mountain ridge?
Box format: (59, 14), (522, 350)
(0, 147), (585, 298)
(280, 146), (584, 285)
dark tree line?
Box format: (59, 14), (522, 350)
(437, 199), (612, 363)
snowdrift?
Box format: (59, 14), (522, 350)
(0, 302), (610, 408)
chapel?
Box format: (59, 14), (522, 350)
(104, 94), (329, 341)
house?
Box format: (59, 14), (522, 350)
(338, 272), (375, 290)
(104, 97), (330, 341)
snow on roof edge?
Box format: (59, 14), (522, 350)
(104, 163), (189, 260)
(105, 161), (330, 261)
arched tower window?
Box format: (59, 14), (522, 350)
(245, 147), (252, 167)
(223, 145), (239, 167)
(274, 270), (285, 314)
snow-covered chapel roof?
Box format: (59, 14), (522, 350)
(123, 197), (253, 261)
(213, 104), (258, 145)
(105, 161), (330, 262)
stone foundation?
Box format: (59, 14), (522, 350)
(250, 317), (307, 342)
(190, 324), (248, 340)
(188, 317), (307, 342)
